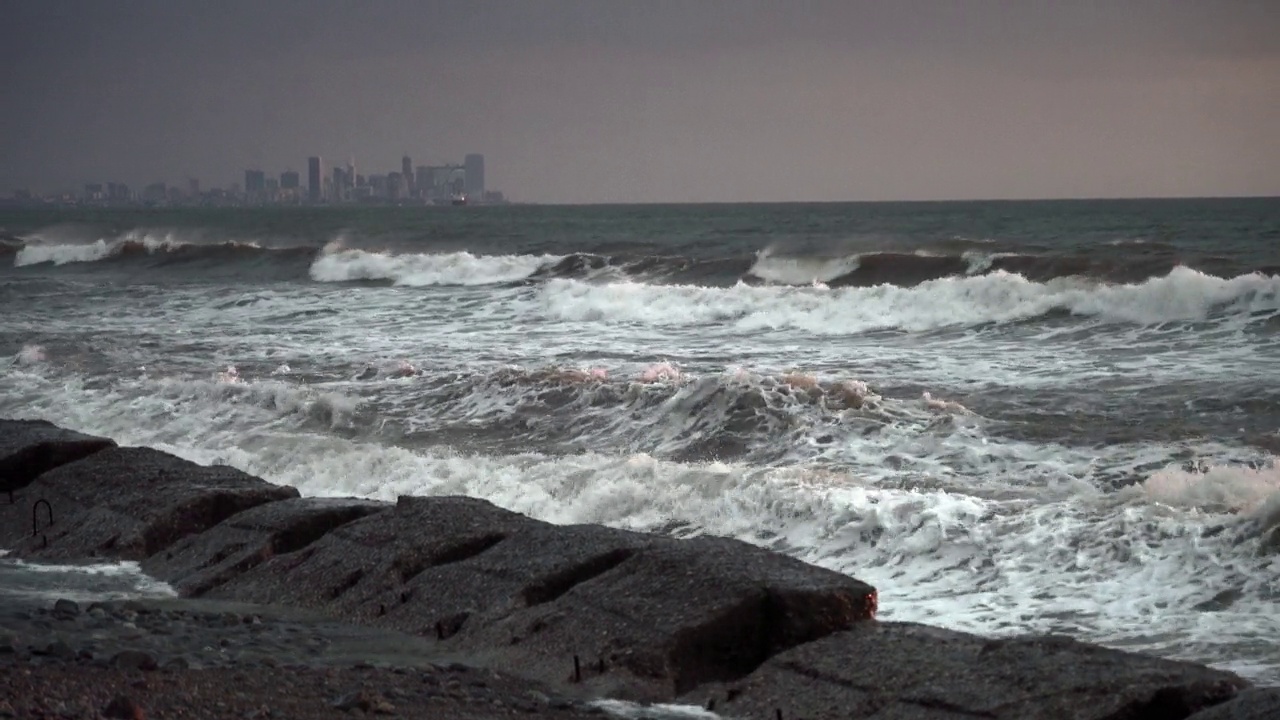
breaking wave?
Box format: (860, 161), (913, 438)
(745, 249), (1224, 287)
(537, 267), (1280, 333)
(9, 224), (1275, 290)
(309, 245), (561, 286)
(11, 231), (310, 268)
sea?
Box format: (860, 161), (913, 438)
(2, 199), (1278, 682)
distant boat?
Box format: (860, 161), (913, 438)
(450, 193), (467, 206)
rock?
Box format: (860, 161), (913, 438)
(0, 421), (116, 548)
(102, 694), (145, 720)
(208, 495), (874, 699)
(162, 656), (190, 671)
(695, 622), (1247, 720)
(111, 650), (159, 671)
(0, 419), (114, 500)
(4, 446), (298, 560)
(141, 496), (389, 596)
(1186, 688), (1280, 719)
(208, 495), (539, 608)
(43, 640), (76, 660)
(51, 599), (81, 617)
(331, 689), (394, 714)
(461, 532), (876, 697)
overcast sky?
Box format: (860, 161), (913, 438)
(3, 0), (1277, 202)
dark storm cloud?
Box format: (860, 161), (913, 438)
(2, 0), (1277, 201)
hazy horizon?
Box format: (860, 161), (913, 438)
(4, 0), (1278, 203)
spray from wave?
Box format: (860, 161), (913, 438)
(537, 267), (1280, 333)
(12, 230), (295, 267)
(308, 241), (561, 286)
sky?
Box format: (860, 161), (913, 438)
(2, 0), (1278, 203)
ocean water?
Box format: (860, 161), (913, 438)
(2, 200), (1279, 681)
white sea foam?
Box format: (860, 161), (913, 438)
(309, 246), (558, 286)
(8, 360), (1280, 680)
(1141, 461), (1280, 515)
(747, 249), (862, 285)
(0, 559), (176, 602)
(593, 700), (722, 719)
(16, 238), (115, 265)
(536, 267), (1280, 333)
(11, 343), (47, 366)
(12, 230), (263, 266)
(961, 250), (1021, 275)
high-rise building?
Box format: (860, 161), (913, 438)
(308, 156), (323, 203)
(143, 182), (168, 203)
(401, 156), (413, 195)
(464, 154), (484, 198)
(244, 170), (266, 194)
(333, 167), (348, 202)
(280, 171), (300, 190)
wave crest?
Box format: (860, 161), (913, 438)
(309, 245), (561, 286)
(538, 267), (1280, 333)
(12, 231), (299, 267)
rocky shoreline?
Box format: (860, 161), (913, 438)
(2, 418), (1278, 719)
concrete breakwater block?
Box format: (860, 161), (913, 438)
(690, 621), (1248, 720)
(5, 446), (298, 560)
(0, 419), (1265, 714)
(1185, 688), (1280, 720)
(0, 419), (115, 499)
(201, 494), (877, 700)
(455, 533), (879, 698)
(142, 496), (392, 597)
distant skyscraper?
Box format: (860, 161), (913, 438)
(308, 156), (323, 203)
(280, 171), (300, 190)
(464, 154), (484, 198)
(244, 170), (265, 194)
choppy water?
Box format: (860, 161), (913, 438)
(2, 200), (1279, 681)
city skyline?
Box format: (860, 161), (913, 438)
(15, 150), (500, 206)
(3, 1), (1278, 203)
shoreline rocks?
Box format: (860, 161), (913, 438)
(0, 418), (1272, 719)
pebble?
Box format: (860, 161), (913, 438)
(101, 694), (144, 720)
(111, 650), (159, 671)
(52, 599), (80, 617)
(44, 640), (75, 660)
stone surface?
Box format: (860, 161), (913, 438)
(0, 420), (115, 547)
(691, 621), (1247, 720)
(458, 533), (877, 699)
(141, 496), (390, 597)
(0, 419), (115, 498)
(208, 495), (538, 609)
(1186, 688), (1280, 720)
(51, 598), (80, 617)
(102, 694), (145, 720)
(2, 446), (298, 560)
(207, 495), (876, 700)
(110, 649), (159, 671)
